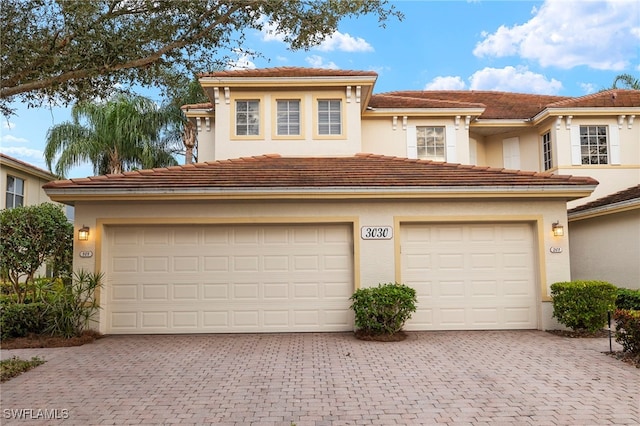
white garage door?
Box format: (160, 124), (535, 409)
(401, 223), (538, 330)
(104, 224), (354, 334)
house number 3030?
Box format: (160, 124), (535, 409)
(361, 226), (393, 240)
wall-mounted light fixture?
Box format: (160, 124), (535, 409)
(78, 225), (90, 241)
(552, 221), (564, 237)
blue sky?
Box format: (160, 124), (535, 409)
(1, 0), (639, 178)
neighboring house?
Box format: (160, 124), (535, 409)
(43, 68), (639, 335)
(1, 153), (63, 279)
(0, 153), (58, 210)
(568, 185), (640, 289)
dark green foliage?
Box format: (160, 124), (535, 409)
(42, 270), (103, 338)
(0, 301), (49, 340)
(614, 309), (640, 354)
(616, 288), (640, 310)
(551, 280), (617, 333)
(1, 0), (401, 116)
(0, 203), (73, 303)
(0, 271), (103, 340)
(350, 283), (417, 335)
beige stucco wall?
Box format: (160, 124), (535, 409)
(0, 162), (57, 209)
(73, 196), (574, 330)
(361, 117), (471, 163)
(555, 116), (639, 207)
(201, 88), (364, 161)
(569, 208), (640, 289)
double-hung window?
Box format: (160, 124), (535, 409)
(317, 100), (342, 135)
(416, 126), (445, 161)
(6, 175), (24, 209)
(235, 100), (260, 136)
(276, 100), (300, 136)
(580, 125), (608, 165)
(542, 131), (553, 170)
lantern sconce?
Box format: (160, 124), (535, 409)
(78, 225), (90, 241)
(552, 221), (564, 237)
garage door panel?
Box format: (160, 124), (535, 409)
(106, 224), (353, 333)
(402, 223), (537, 330)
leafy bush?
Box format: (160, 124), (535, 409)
(616, 288), (640, 310)
(0, 203), (73, 303)
(614, 309), (640, 354)
(0, 301), (50, 340)
(550, 280), (617, 333)
(43, 270), (103, 338)
(350, 283), (417, 335)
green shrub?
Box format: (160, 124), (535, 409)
(616, 288), (640, 310)
(43, 270), (103, 338)
(550, 280), (617, 333)
(350, 283), (417, 335)
(614, 309), (640, 354)
(0, 301), (50, 340)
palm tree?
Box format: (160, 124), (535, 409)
(44, 94), (180, 177)
(612, 73), (640, 90)
(161, 75), (209, 164)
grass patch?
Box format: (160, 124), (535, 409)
(1, 356), (45, 382)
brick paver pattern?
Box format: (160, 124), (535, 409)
(1, 331), (638, 425)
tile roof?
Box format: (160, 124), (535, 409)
(43, 154), (597, 193)
(199, 67), (379, 78)
(371, 91), (570, 119)
(547, 89), (640, 109)
(569, 185), (640, 214)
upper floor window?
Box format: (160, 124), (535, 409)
(276, 100), (301, 136)
(417, 126), (445, 161)
(317, 100), (341, 135)
(580, 125), (608, 165)
(6, 175), (24, 209)
(236, 100), (260, 136)
(542, 131), (552, 170)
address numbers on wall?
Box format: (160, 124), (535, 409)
(361, 226), (393, 240)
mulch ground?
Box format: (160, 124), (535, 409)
(0, 330), (103, 350)
(353, 330), (408, 342)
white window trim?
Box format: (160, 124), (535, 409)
(570, 124), (619, 166)
(406, 125), (455, 162)
(272, 98), (303, 139)
(313, 97), (345, 139)
(5, 175), (25, 209)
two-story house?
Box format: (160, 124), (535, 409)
(44, 68), (639, 335)
(1, 153), (59, 210)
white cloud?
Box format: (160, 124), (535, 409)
(0, 146), (44, 160)
(469, 66), (563, 94)
(260, 20), (288, 43)
(473, 0), (640, 70)
(226, 51), (256, 70)
(580, 82), (598, 94)
(2, 120), (15, 130)
(424, 76), (467, 90)
(316, 31), (373, 53)
(1, 134), (28, 144)
(305, 55), (339, 70)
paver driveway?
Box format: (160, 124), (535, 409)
(1, 331), (638, 425)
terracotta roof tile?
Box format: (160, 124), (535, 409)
(548, 90), (640, 108)
(569, 185), (640, 214)
(199, 67), (378, 78)
(372, 91), (570, 119)
(43, 155), (597, 191)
